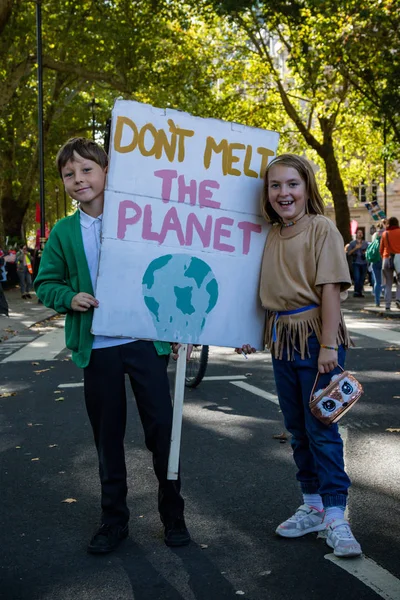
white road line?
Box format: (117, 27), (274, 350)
(230, 381), (279, 405)
(58, 382), (83, 388)
(345, 319), (400, 346)
(1, 328), (65, 362)
(325, 554), (400, 600)
(202, 375), (247, 381)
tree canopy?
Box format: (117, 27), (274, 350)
(0, 0), (397, 244)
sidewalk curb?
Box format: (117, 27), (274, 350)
(1, 288), (58, 343)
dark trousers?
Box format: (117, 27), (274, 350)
(352, 263), (367, 296)
(83, 340), (184, 526)
(17, 267), (32, 295)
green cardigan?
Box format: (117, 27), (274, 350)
(34, 210), (171, 368)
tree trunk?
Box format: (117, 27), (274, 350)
(323, 150), (351, 244)
(0, 124), (29, 241)
(319, 118), (351, 244)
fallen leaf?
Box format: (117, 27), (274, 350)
(54, 391), (62, 394)
(235, 592), (245, 596)
(259, 571), (272, 576)
(272, 432), (288, 440)
(34, 369), (50, 374)
(31, 362), (39, 366)
(200, 544), (208, 549)
(55, 397), (64, 402)
(393, 396), (400, 399)
(15, 446), (21, 449)
(31, 457), (39, 461)
(245, 373), (252, 377)
(62, 498), (77, 504)
(0, 392), (17, 398)
(386, 428), (400, 432)
(27, 423), (33, 427)
(48, 444), (58, 448)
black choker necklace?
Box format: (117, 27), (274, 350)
(281, 213), (307, 228)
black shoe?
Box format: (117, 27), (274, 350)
(21, 294), (27, 299)
(26, 294), (32, 299)
(87, 523), (128, 554)
(164, 517), (191, 547)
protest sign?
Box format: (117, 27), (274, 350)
(92, 100), (279, 349)
(364, 201), (386, 221)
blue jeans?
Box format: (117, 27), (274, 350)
(272, 334), (350, 508)
(371, 261), (383, 305)
(352, 263), (367, 296)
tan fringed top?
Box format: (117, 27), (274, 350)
(259, 215), (352, 360)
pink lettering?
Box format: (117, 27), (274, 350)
(185, 213), (212, 247)
(178, 175), (197, 206)
(117, 200), (142, 240)
(199, 180), (221, 209)
(238, 221), (262, 254)
(154, 169), (178, 203)
(214, 217), (235, 253)
(159, 207), (185, 246)
(142, 204), (161, 242)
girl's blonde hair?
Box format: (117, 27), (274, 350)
(261, 154), (325, 223)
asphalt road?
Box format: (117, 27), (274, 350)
(1, 301), (400, 600)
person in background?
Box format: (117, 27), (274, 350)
(370, 222), (385, 307)
(380, 216), (400, 311)
(15, 245), (33, 299)
(0, 250), (9, 316)
(346, 229), (368, 297)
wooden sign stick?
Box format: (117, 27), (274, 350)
(167, 344), (187, 480)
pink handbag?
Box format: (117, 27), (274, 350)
(309, 366), (363, 426)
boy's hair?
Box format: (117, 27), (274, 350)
(56, 137), (108, 177)
(388, 216), (399, 227)
(261, 153), (325, 224)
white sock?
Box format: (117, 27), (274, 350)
(303, 493), (324, 511)
(325, 506), (345, 523)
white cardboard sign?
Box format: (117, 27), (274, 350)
(92, 100), (279, 349)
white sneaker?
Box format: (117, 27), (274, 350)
(326, 519), (362, 557)
(276, 504), (325, 538)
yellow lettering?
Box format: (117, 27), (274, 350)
(155, 128), (177, 162)
(138, 122), (158, 157)
(227, 143), (245, 177)
(114, 116), (138, 153)
(243, 145), (258, 178)
(168, 119), (195, 162)
(203, 137), (229, 174)
(257, 147), (275, 178)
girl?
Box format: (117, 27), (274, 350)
(239, 154), (361, 558)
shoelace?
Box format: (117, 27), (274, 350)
(332, 523), (354, 540)
(288, 508), (309, 522)
(97, 524), (112, 536)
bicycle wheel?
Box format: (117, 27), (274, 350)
(185, 345), (209, 388)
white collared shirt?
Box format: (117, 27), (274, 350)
(79, 208), (135, 349)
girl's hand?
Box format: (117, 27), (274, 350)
(318, 347), (338, 374)
(171, 343), (193, 361)
(71, 292), (99, 312)
(235, 344), (256, 355)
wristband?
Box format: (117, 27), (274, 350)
(320, 344), (338, 351)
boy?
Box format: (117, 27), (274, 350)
(34, 137), (190, 554)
